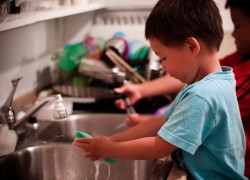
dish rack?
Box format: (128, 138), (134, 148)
(88, 9), (160, 80)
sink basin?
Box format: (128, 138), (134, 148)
(36, 113), (128, 142)
(0, 144), (154, 180)
(0, 113), (156, 179)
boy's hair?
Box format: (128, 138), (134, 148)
(225, 0), (250, 18)
(145, 0), (224, 51)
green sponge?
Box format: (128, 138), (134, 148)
(75, 131), (117, 165)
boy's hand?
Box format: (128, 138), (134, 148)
(114, 84), (142, 109)
(73, 136), (111, 161)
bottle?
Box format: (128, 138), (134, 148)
(53, 94), (67, 120)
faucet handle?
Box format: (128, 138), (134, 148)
(5, 107), (15, 127)
(0, 105), (15, 126)
(0, 77), (22, 127)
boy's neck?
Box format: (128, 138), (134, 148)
(192, 50), (221, 83)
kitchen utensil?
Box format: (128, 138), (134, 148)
(78, 58), (126, 84)
(105, 48), (146, 83)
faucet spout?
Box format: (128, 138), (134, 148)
(11, 96), (55, 130)
(11, 94), (67, 130)
(0, 77), (22, 127)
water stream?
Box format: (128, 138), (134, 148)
(85, 160), (111, 180)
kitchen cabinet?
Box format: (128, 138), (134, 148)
(0, 3), (105, 32)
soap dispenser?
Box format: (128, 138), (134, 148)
(53, 94), (67, 120)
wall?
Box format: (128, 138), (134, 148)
(0, 20), (56, 106)
(0, 12), (94, 106)
(219, 32), (236, 59)
(215, 0), (236, 58)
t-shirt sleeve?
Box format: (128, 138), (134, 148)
(162, 101), (175, 121)
(158, 93), (216, 155)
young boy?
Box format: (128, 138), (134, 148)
(115, 0), (250, 177)
(73, 0), (246, 179)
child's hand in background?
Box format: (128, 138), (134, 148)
(126, 113), (152, 127)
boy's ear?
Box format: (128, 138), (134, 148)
(185, 37), (200, 55)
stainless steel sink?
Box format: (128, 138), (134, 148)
(36, 113), (129, 142)
(0, 143), (153, 180)
(0, 113), (156, 179)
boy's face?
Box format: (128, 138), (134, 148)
(230, 7), (250, 55)
(149, 38), (199, 84)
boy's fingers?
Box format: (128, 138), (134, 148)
(86, 154), (100, 161)
(114, 87), (124, 93)
(73, 141), (90, 149)
(74, 138), (91, 143)
(85, 152), (100, 160)
(85, 151), (90, 158)
(126, 119), (135, 127)
(115, 99), (126, 109)
(91, 156), (100, 161)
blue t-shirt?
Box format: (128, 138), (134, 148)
(158, 66), (246, 179)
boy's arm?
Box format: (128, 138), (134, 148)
(73, 116), (172, 160)
(115, 74), (184, 107)
(107, 136), (177, 159)
(75, 135), (177, 160)
(110, 116), (165, 142)
(138, 74), (184, 98)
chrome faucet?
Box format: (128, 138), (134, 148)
(11, 94), (67, 130)
(0, 77), (22, 128)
